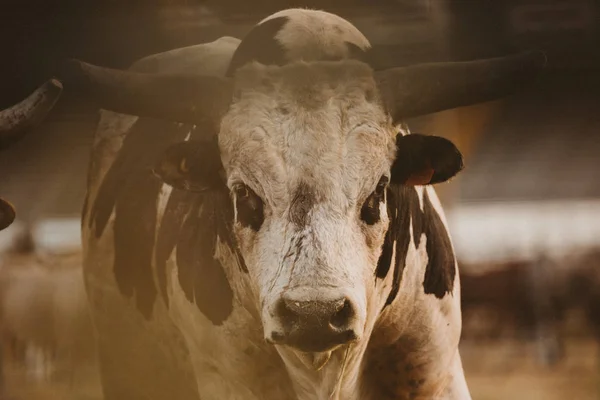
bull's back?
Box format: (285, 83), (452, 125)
(81, 37), (240, 400)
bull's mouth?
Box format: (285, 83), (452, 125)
(266, 292), (362, 354)
(269, 328), (358, 353)
(298, 351), (334, 371)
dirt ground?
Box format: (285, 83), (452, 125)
(462, 338), (600, 400)
(1, 338), (598, 400)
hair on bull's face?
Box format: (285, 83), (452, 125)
(54, 8), (545, 355)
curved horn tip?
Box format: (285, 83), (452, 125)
(41, 78), (64, 99)
(48, 78), (63, 91)
(0, 197), (16, 231)
(56, 59), (89, 85)
(64, 58), (86, 69)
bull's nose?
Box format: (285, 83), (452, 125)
(281, 297), (353, 329)
(270, 293), (359, 352)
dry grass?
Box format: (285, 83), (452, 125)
(0, 338), (598, 400)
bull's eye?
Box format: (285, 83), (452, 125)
(233, 183), (264, 231)
(179, 157), (190, 173)
(360, 176), (388, 225)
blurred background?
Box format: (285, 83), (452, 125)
(1, 0), (600, 399)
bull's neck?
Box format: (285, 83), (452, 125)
(274, 344), (366, 400)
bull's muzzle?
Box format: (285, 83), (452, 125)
(267, 287), (361, 353)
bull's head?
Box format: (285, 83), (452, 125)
(0, 79), (63, 231)
(56, 51), (545, 355)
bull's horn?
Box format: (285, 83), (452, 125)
(0, 197), (16, 231)
(57, 59), (233, 126)
(375, 51), (547, 121)
(0, 79), (63, 150)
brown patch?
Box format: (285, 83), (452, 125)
(391, 134), (463, 187)
(289, 182), (316, 227)
(175, 193), (235, 325)
(276, 105), (290, 115)
(404, 167), (435, 186)
(226, 16), (289, 77)
(361, 336), (439, 399)
(364, 86), (377, 103)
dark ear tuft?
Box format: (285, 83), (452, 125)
(0, 197), (16, 231)
(390, 133), (464, 186)
(153, 140), (225, 192)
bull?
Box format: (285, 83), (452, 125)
(53, 8), (546, 400)
(0, 79), (63, 231)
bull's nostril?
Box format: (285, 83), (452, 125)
(276, 299), (297, 326)
(329, 299), (354, 329)
(272, 293), (359, 351)
(269, 331), (285, 344)
(341, 329), (358, 342)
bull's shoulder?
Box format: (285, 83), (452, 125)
(361, 186), (462, 399)
(131, 36), (241, 76)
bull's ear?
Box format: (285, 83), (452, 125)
(390, 133), (464, 186)
(0, 197), (16, 231)
(152, 140), (225, 192)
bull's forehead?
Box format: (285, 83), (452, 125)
(219, 61), (396, 211)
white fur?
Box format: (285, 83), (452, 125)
(262, 9), (371, 62)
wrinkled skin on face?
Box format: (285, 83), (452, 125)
(218, 61), (397, 353)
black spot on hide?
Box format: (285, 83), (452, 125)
(174, 191), (238, 325)
(419, 191), (456, 298)
(225, 17), (375, 77)
(90, 118), (241, 322)
(226, 16), (289, 77)
(89, 118), (191, 319)
(376, 186), (421, 304)
(391, 133), (464, 186)
(377, 187), (456, 307)
(155, 179), (247, 318)
(154, 188), (196, 304)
